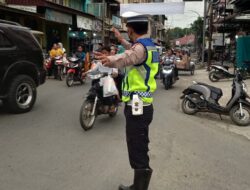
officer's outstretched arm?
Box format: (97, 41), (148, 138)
(108, 43), (146, 68)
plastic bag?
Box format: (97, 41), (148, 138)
(103, 75), (118, 97)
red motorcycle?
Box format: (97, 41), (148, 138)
(66, 57), (85, 87)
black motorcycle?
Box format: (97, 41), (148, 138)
(209, 65), (235, 82)
(181, 71), (250, 126)
(161, 58), (178, 90)
(79, 64), (119, 131)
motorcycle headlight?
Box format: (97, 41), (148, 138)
(162, 69), (172, 74)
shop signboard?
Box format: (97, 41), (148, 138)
(92, 20), (102, 32)
(112, 15), (122, 28)
(77, 16), (93, 30)
(45, 9), (72, 25)
(7, 5), (37, 13)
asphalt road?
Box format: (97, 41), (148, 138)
(0, 71), (250, 190)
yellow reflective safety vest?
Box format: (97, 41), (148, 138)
(122, 38), (159, 104)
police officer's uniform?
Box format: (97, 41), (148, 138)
(118, 16), (159, 190)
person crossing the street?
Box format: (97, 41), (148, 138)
(94, 15), (159, 190)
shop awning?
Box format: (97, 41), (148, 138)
(120, 2), (185, 17)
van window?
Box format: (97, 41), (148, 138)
(0, 33), (13, 48)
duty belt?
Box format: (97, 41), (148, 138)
(122, 91), (153, 98)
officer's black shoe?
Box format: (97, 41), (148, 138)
(118, 168), (153, 190)
(118, 184), (134, 190)
(133, 169), (152, 190)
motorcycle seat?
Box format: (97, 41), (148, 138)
(197, 82), (223, 100)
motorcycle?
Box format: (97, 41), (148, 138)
(54, 56), (64, 81)
(181, 71), (250, 126)
(209, 65), (234, 82)
(79, 63), (119, 131)
(161, 57), (178, 90)
(66, 57), (84, 87)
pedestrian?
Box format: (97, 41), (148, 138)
(95, 15), (159, 190)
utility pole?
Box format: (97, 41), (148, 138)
(221, 0), (226, 66)
(102, 0), (105, 44)
(202, 0), (207, 64)
(207, 2), (213, 71)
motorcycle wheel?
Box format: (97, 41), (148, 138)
(209, 71), (220, 82)
(164, 78), (171, 90)
(181, 95), (199, 115)
(230, 105), (250, 126)
(66, 73), (74, 87)
(79, 100), (96, 131)
(58, 67), (63, 81)
(109, 106), (118, 118)
(190, 66), (195, 75)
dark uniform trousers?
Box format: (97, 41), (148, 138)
(124, 104), (153, 169)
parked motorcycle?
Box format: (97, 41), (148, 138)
(79, 63), (119, 131)
(209, 65), (234, 82)
(161, 58), (178, 90)
(66, 57), (84, 87)
(181, 71), (250, 126)
(54, 56), (64, 81)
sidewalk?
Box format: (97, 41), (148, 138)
(181, 69), (250, 140)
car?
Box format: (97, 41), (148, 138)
(0, 20), (46, 113)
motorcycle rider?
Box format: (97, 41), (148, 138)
(167, 49), (179, 80)
(49, 43), (63, 78)
(95, 15), (158, 190)
(83, 46), (119, 113)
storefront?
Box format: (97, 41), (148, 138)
(92, 19), (103, 51)
(0, 5), (45, 49)
(4, 0), (96, 53)
(44, 8), (72, 52)
(68, 15), (94, 53)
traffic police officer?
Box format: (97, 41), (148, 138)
(95, 15), (159, 190)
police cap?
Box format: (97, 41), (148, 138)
(126, 15), (149, 24)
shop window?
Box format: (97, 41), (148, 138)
(0, 33), (13, 48)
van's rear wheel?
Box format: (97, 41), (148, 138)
(6, 75), (37, 113)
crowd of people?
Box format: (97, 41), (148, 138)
(45, 40), (126, 78)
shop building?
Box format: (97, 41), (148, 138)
(3, 0), (95, 53)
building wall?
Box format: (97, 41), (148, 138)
(47, 0), (84, 11)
